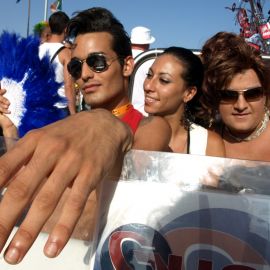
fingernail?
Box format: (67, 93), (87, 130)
(45, 242), (58, 258)
(5, 247), (20, 264)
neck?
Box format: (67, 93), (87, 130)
(163, 108), (186, 131)
(111, 102), (132, 117)
(90, 92), (129, 112)
(225, 110), (270, 142)
(48, 34), (64, 43)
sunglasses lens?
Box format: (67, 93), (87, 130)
(244, 87), (263, 101)
(86, 54), (107, 72)
(219, 87), (264, 103)
(68, 54), (113, 79)
(219, 90), (238, 103)
(68, 58), (82, 79)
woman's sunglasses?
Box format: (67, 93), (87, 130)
(67, 53), (118, 79)
(219, 87), (264, 103)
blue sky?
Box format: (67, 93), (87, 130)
(1, 0), (270, 50)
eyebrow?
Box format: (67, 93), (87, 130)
(149, 67), (172, 77)
(226, 86), (262, 91)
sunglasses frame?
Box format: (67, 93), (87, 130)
(67, 52), (118, 79)
(218, 87), (264, 103)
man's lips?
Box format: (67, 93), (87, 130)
(82, 83), (101, 93)
(232, 113), (250, 118)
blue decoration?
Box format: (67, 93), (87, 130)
(0, 31), (67, 137)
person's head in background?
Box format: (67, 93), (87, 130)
(33, 21), (51, 43)
(49, 11), (70, 41)
(66, 7), (134, 110)
(144, 46), (204, 128)
(130, 26), (155, 58)
(200, 31), (270, 140)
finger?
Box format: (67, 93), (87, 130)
(3, 150), (82, 264)
(0, 130), (66, 187)
(0, 107), (11, 114)
(0, 134), (38, 187)
(0, 135), (69, 262)
(43, 163), (98, 258)
(0, 89), (11, 114)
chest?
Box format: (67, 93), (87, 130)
(224, 139), (270, 162)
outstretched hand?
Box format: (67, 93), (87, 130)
(0, 109), (133, 264)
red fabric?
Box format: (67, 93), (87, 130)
(120, 105), (143, 134)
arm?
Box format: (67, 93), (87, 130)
(59, 48), (76, 115)
(0, 109), (132, 264)
(206, 130), (226, 157)
(133, 116), (171, 151)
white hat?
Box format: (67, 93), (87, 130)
(130, 26), (155, 45)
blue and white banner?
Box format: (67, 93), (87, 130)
(91, 150), (270, 270)
(1, 149), (270, 269)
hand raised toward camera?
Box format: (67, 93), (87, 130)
(0, 109), (132, 264)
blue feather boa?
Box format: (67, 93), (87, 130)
(0, 31), (67, 137)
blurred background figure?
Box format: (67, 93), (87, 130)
(130, 26), (155, 58)
(33, 20), (51, 43)
(130, 26), (156, 115)
(39, 11), (76, 115)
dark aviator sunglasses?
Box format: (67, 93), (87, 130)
(219, 87), (264, 103)
(67, 53), (118, 80)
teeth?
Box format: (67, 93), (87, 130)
(145, 96), (157, 103)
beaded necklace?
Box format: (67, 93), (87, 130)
(225, 110), (269, 142)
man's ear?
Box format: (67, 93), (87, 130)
(122, 56), (134, 77)
(183, 87), (197, 103)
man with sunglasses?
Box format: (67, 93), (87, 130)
(0, 7), (171, 265)
(201, 31), (270, 161)
(65, 7), (170, 149)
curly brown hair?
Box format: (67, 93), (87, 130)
(200, 31), (270, 127)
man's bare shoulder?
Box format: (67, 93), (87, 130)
(58, 46), (71, 64)
(133, 115), (171, 151)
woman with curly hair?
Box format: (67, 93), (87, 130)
(201, 31), (270, 161)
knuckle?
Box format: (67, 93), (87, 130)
(0, 223), (9, 239)
(67, 193), (85, 214)
(34, 190), (56, 212)
(0, 161), (11, 180)
(44, 137), (68, 155)
(65, 149), (81, 164)
(16, 227), (34, 243)
(56, 223), (72, 239)
(7, 180), (31, 201)
(24, 129), (43, 140)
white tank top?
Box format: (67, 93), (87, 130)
(39, 42), (66, 108)
(189, 123), (208, 155)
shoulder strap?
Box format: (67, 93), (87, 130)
(50, 46), (65, 64)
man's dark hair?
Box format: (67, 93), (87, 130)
(66, 7), (132, 64)
(49, 11), (69, 35)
